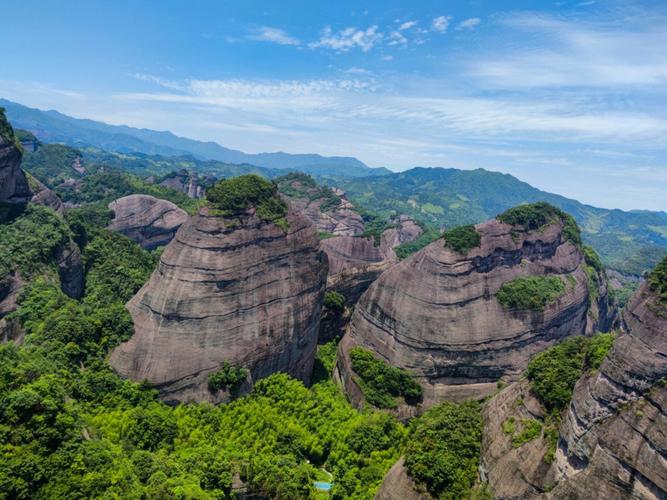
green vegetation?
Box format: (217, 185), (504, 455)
(208, 362), (248, 394)
(404, 401), (483, 499)
(360, 210), (395, 246)
(339, 168), (666, 275)
(22, 144), (84, 187)
(0, 107), (15, 143)
(0, 205), (72, 283)
(277, 172), (341, 212)
(207, 174), (288, 230)
(527, 333), (616, 412)
(648, 255), (667, 302)
(496, 275), (566, 311)
(324, 290), (345, 312)
(497, 202), (582, 247)
(583, 245), (604, 274)
(0, 206), (410, 499)
(394, 227), (440, 260)
(442, 224), (481, 254)
(510, 419), (542, 448)
(55, 170), (200, 213)
(349, 347), (422, 408)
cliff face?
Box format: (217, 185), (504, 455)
(0, 113), (32, 205)
(552, 281), (667, 498)
(109, 206), (328, 404)
(108, 194), (188, 250)
(324, 216), (423, 305)
(338, 218), (594, 409)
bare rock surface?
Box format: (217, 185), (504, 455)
(338, 218), (593, 410)
(109, 206), (328, 404)
(375, 458), (431, 500)
(108, 194), (188, 249)
(552, 282), (667, 498)
(0, 116), (32, 205)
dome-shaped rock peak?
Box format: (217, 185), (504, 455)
(108, 194), (188, 250)
(337, 203), (611, 412)
(109, 175), (328, 404)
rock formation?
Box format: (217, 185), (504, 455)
(324, 215), (423, 305)
(551, 278), (667, 498)
(375, 458), (430, 500)
(108, 194), (188, 249)
(337, 213), (615, 412)
(0, 110), (32, 205)
(109, 204), (328, 404)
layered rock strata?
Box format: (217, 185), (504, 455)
(337, 218), (595, 410)
(108, 194), (188, 249)
(552, 281), (667, 498)
(109, 206), (328, 404)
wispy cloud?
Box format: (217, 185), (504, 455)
(398, 20), (417, 31)
(309, 26), (382, 52)
(432, 16), (452, 33)
(387, 30), (407, 46)
(247, 26), (300, 46)
(456, 18), (481, 30)
(469, 13), (667, 88)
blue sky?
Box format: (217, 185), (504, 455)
(2, 0), (667, 211)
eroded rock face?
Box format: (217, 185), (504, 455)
(553, 282), (667, 498)
(0, 115), (32, 205)
(109, 207), (328, 404)
(338, 219), (592, 409)
(324, 216), (423, 305)
(108, 194), (188, 250)
(375, 458), (431, 500)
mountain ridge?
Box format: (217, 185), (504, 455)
(0, 98), (389, 176)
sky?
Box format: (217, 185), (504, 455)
(1, 0), (667, 212)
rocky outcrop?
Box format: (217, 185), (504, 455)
(375, 458), (431, 500)
(552, 281), (667, 498)
(480, 380), (557, 498)
(585, 265), (620, 335)
(108, 194), (188, 250)
(337, 218), (594, 411)
(28, 174), (64, 215)
(324, 216), (423, 305)
(0, 112), (32, 206)
(109, 206), (328, 404)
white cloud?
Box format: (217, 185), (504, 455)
(469, 13), (667, 88)
(456, 18), (481, 30)
(398, 21), (417, 31)
(247, 26), (299, 46)
(387, 31), (408, 46)
(309, 26), (382, 52)
(432, 16), (451, 33)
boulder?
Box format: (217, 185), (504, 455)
(109, 206), (328, 404)
(108, 194), (188, 249)
(337, 217), (593, 410)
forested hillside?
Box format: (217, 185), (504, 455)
(337, 167), (667, 274)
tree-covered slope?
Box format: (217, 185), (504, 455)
(338, 167), (667, 274)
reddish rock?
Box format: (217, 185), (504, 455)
(109, 206), (328, 404)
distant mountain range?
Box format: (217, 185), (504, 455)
(338, 167), (667, 275)
(5, 97), (665, 275)
(0, 98), (389, 177)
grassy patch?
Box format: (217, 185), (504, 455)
(404, 401), (483, 499)
(497, 202), (582, 247)
(527, 333), (615, 412)
(442, 224), (481, 254)
(496, 275), (566, 311)
(511, 419), (542, 448)
(207, 174), (288, 230)
(349, 347), (422, 408)
(208, 362), (248, 395)
(394, 227), (440, 260)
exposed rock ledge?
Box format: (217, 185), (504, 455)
(337, 218), (597, 412)
(109, 206), (328, 404)
(108, 194), (188, 249)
